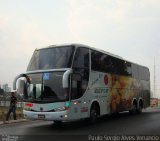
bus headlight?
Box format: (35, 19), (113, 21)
(54, 107), (66, 112)
(24, 103), (33, 111)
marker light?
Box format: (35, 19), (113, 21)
(65, 101), (70, 110)
(74, 101), (79, 105)
(65, 101), (70, 107)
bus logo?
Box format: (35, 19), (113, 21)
(43, 73), (49, 80)
(40, 107), (43, 112)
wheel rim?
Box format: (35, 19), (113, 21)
(133, 104), (136, 110)
(138, 104), (142, 113)
(131, 104), (137, 114)
(90, 106), (97, 122)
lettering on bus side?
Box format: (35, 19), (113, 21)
(94, 88), (108, 94)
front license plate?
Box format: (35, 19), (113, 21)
(38, 114), (45, 119)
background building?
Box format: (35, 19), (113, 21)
(2, 84), (11, 93)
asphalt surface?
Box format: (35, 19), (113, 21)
(0, 108), (160, 141)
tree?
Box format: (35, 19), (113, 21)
(0, 88), (4, 95)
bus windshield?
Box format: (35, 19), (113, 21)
(27, 46), (75, 71)
(24, 72), (68, 103)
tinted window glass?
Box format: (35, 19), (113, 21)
(73, 48), (89, 68)
(42, 72), (66, 101)
(26, 73), (42, 100)
(125, 62), (132, 76)
(138, 67), (150, 81)
(144, 68), (148, 80)
(114, 59), (132, 76)
(131, 64), (139, 79)
(72, 47), (89, 99)
(27, 46), (75, 71)
(25, 72), (68, 102)
(91, 51), (106, 72)
(91, 50), (148, 79)
(91, 50), (132, 76)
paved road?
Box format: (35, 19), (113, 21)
(0, 108), (160, 141)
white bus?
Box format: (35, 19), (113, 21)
(13, 44), (150, 123)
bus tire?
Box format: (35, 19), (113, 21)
(137, 101), (143, 114)
(89, 102), (100, 123)
(129, 101), (137, 115)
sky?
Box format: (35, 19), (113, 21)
(0, 0), (160, 98)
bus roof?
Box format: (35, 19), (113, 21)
(36, 43), (149, 70)
(36, 43), (123, 59)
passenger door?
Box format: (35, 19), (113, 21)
(70, 47), (90, 119)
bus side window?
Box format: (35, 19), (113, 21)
(124, 62), (132, 76)
(72, 47), (90, 99)
(73, 48), (89, 69)
(131, 64), (139, 79)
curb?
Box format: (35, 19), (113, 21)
(0, 119), (28, 125)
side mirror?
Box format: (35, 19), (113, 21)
(17, 79), (28, 99)
(17, 79), (25, 95)
(13, 73), (31, 99)
(13, 73), (30, 90)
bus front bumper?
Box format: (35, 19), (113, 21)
(23, 110), (69, 121)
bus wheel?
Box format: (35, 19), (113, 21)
(137, 101), (143, 114)
(129, 102), (137, 115)
(89, 103), (99, 123)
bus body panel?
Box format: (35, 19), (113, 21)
(85, 70), (150, 115)
(23, 101), (84, 121)
(23, 110), (69, 121)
